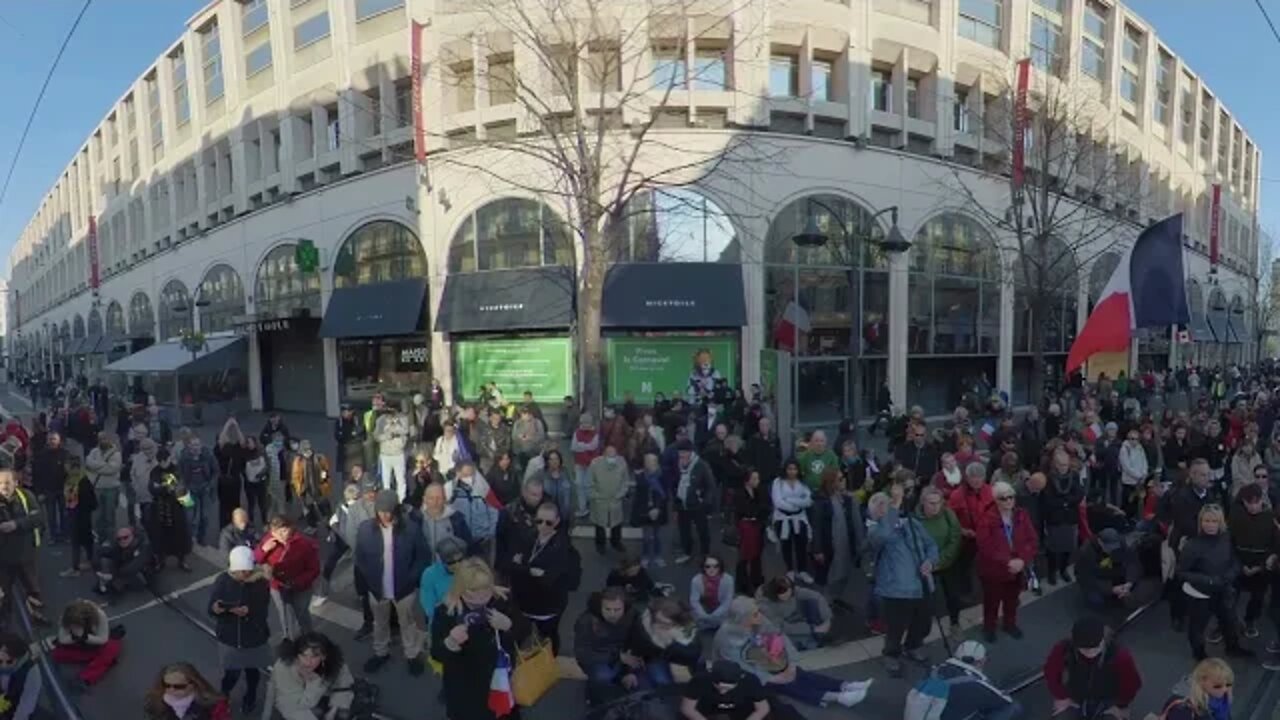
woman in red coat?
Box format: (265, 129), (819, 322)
(947, 462), (994, 602)
(975, 480), (1038, 643)
(253, 515), (320, 641)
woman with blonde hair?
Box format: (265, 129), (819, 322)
(431, 558), (532, 720)
(1152, 658), (1235, 720)
(1177, 505), (1252, 661)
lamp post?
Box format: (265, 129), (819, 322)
(172, 293), (212, 361)
(791, 200), (911, 435)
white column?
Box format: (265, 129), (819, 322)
(888, 251), (909, 410)
(740, 259), (765, 395)
(248, 330), (264, 411)
(997, 274), (1015, 401)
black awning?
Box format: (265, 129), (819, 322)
(1227, 313), (1244, 344)
(319, 278), (427, 339)
(435, 267), (574, 333)
(602, 262), (746, 328)
(1189, 315), (1213, 342)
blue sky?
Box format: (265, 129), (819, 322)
(0, 1), (1274, 278)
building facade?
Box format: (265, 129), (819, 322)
(5, 0), (1263, 428)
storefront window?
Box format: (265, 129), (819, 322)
(334, 220), (426, 289)
(339, 338), (430, 402)
(198, 264), (246, 333)
(606, 188), (739, 263)
(159, 279), (192, 341)
(87, 308), (104, 337)
(255, 243), (322, 317)
(448, 198), (573, 273)
(106, 301), (126, 337)
(908, 213), (1001, 357)
(129, 292), (155, 338)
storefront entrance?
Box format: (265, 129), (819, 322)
(259, 320), (325, 414)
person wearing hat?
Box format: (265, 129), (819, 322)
(208, 545), (271, 715)
(680, 660), (801, 720)
(355, 489), (430, 675)
(915, 641), (1021, 720)
(147, 447), (193, 572)
(1075, 528), (1160, 613)
(1043, 617), (1142, 719)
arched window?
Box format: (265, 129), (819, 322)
(1187, 279), (1205, 325)
(197, 264), (246, 333)
(87, 308), (104, 337)
(255, 243), (322, 317)
(1088, 253), (1121, 307)
(129, 292), (155, 338)
(105, 301), (126, 337)
(606, 188), (739, 263)
(72, 314), (85, 339)
(334, 220), (427, 288)
(763, 193), (889, 421)
(159, 279), (192, 341)
(908, 213), (1001, 355)
(447, 198), (573, 273)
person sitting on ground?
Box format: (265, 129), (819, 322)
(915, 640), (1022, 720)
(1074, 528), (1162, 613)
(1150, 657), (1235, 720)
(51, 599), (122, 688)
(626, 596), (702, 681)
(691, 553), (736, 631)
(605, 554), (662, 606)
(216, 508), (258, 559)
(575, 587), (675, 705)
(754, 576), (833, 650)
(268, 631), (354, 720)
(95, 524), (156, 598)
(1043, 616), (1142, 720)
(142, 661), (228, 720)
(680, 660), (802, 720)
(712, 596), (870, 709)
(0, 631), (42, 720)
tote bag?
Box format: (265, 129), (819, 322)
(511, 629), (559, 707)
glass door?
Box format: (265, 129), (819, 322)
(793, 357), (849, 436)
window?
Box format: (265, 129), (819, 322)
(487, 55), (516, 105)
(294, 11), (330, 49)
(954, 88), (970, 132)
(172, 49), (190, 125)
(652, 46), (686, 91)
(394, 80), (412, 127)
(1084, 1), (1107, 39)
(355, 0), (403, 21)
(811, 59), (833, 101)
(607, 188), (738, 263)
(769, 54), (798, 97)
(1154, 54), (1172, 125)
(1030, 14), (1062, 73)
(246, 42), (272, 77)
(197, 264), (246, 333)
(1123, 26), (1143, 66)
(147, 76), (164, 159)
(201, 24), (223, 102)
(1180, 80), (1195, 144)
(1120, 68), (1139, 104)
(242, 0), (269, 35)
(447, 199), (572, 273)
(693, 49), (728, 90)
(327, 108), (341, 152)
(334, 220), (426, 287)
(1200, 94), (1213, 160)
(906, 78), (920, 118)
(958, 0), (1002, 49)
(871, 69), (891, 111)
(255, 243), (321, 316)
(1034, 0), (1063, 11)
(1081, 38), (1105, 79)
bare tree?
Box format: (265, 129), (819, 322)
(427, 0), (776, 415)
(1249, 228), (1276, 363)
(943, 64), (1148, 401)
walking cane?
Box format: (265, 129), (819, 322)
(903, 496), (953, 658)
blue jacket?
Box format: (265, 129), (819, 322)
(447, 478), (498, 540)
(419, 562), (454, 625)
(354, 514), (431, 602)
(869, 507), (939, 600)
(179, 447), (219, 492)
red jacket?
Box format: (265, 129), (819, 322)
(948, 483), (995, 534)
(1043, 639), (1142, 708)
(975, 506), (1039, 582)
(254, 532), (320, 592)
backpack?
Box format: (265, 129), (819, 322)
(903, 661), (977, 720)
(565, 542), (583, 592)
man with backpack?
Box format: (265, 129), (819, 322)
(1043, 616), (1142, 719)
(905, 641), (1021, 720)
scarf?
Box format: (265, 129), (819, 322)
(1209, 694), (1230, 720)
(702, 573), (724, 612)
(163, 693), (196, 718)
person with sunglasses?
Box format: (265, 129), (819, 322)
(142, 661), (229, 720)
(691, 554), (736, 632)
(1155, 658), (1236, 720)
(1178, 504), (1253, 660)
(94, 524), (155, 599)
(975, 480), (1038, 644)
(507, 501), (572, 655)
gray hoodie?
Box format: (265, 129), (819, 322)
(375, 413), (409, 457)
(711, 617), (799, 683)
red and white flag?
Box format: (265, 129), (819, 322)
(487, 641), (515, 717)
(772, 302), (811, 353)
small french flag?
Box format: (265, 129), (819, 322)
(487, 643), (516, 717)
(1083, 422), (1102, 444)
(978, 422), (996, 444)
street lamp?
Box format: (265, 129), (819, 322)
(172, 293), (212, 360)
(790, 200), (912, 434)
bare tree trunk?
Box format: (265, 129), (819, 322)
(578, 221), (607, 418)
(1029, 297), (1047, 406)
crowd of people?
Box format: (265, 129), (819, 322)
(1, 365), (1277, 719)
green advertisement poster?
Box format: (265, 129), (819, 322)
(759, 348), (779, 399)
(606, 337), (738, 404)
(454, 337), (573, 403)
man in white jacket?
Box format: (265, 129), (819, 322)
(375, 410), (409, 503)
(85, 432), (123, 540)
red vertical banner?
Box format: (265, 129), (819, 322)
(87, 215), (100, 291)
(1012, 58), (1031, 198)
(1209, 183), (1222, 267)
(411, 20), (426, 164)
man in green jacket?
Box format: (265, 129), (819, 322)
(916, 486), (962, 635)
(797, 431), (838, 491)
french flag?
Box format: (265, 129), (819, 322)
(978, 421), (996, 444)
(1066, 214), (1191, 375)
(772, 301), (812, 353)
(487, 644), (516, 716)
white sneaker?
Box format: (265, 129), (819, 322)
(309, 595), (327, 610)
(836, 688), (868, 707)
(840, 680), (872, 694)
(798, 572), (815, 584)
(674, 555), (692, 565)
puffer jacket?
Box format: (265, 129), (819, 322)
(868, 507), (939, 599)
(573, 593), (634, 670)
(916, 506), (962, 571)
(207, 571), (270, 649)
(1177, 531), (1239, 597)
(444, 475), (499, 541)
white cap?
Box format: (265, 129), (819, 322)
(954, 640), (986, 663)
(228, 546), (255, 572)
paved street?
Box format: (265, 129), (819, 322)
(1, 387), (1275, 719)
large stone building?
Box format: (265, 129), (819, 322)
(5, 0), (1262, 431)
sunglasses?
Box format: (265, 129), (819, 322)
(163, 682), (190, 691)
(1212, 682), (1233, 690)
(997, 495), (1016, 501)
(535, 519), (557, 527)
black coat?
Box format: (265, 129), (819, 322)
(630, 471), (669, 527)
(895, 442), (940, 479)
(31, 446), (68, 496)
(508, 531), (571, 616)
(334, 416), (366, 468)
(743, 434), (782, 485)
(207, 573), (271, 649)
(354, 514), (431, 601)
(1044, 472), (1084, 527)
(1164, 485), (1224, 548)
(808, 493), (864, 584)
(430, 594), (531, 720)
(1178, 533), (1239, 597)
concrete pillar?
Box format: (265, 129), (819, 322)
(997, 258), (1015, 401)
(323, 338), (340, 417)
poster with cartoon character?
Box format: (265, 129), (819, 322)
(686, 347), (723, 404)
